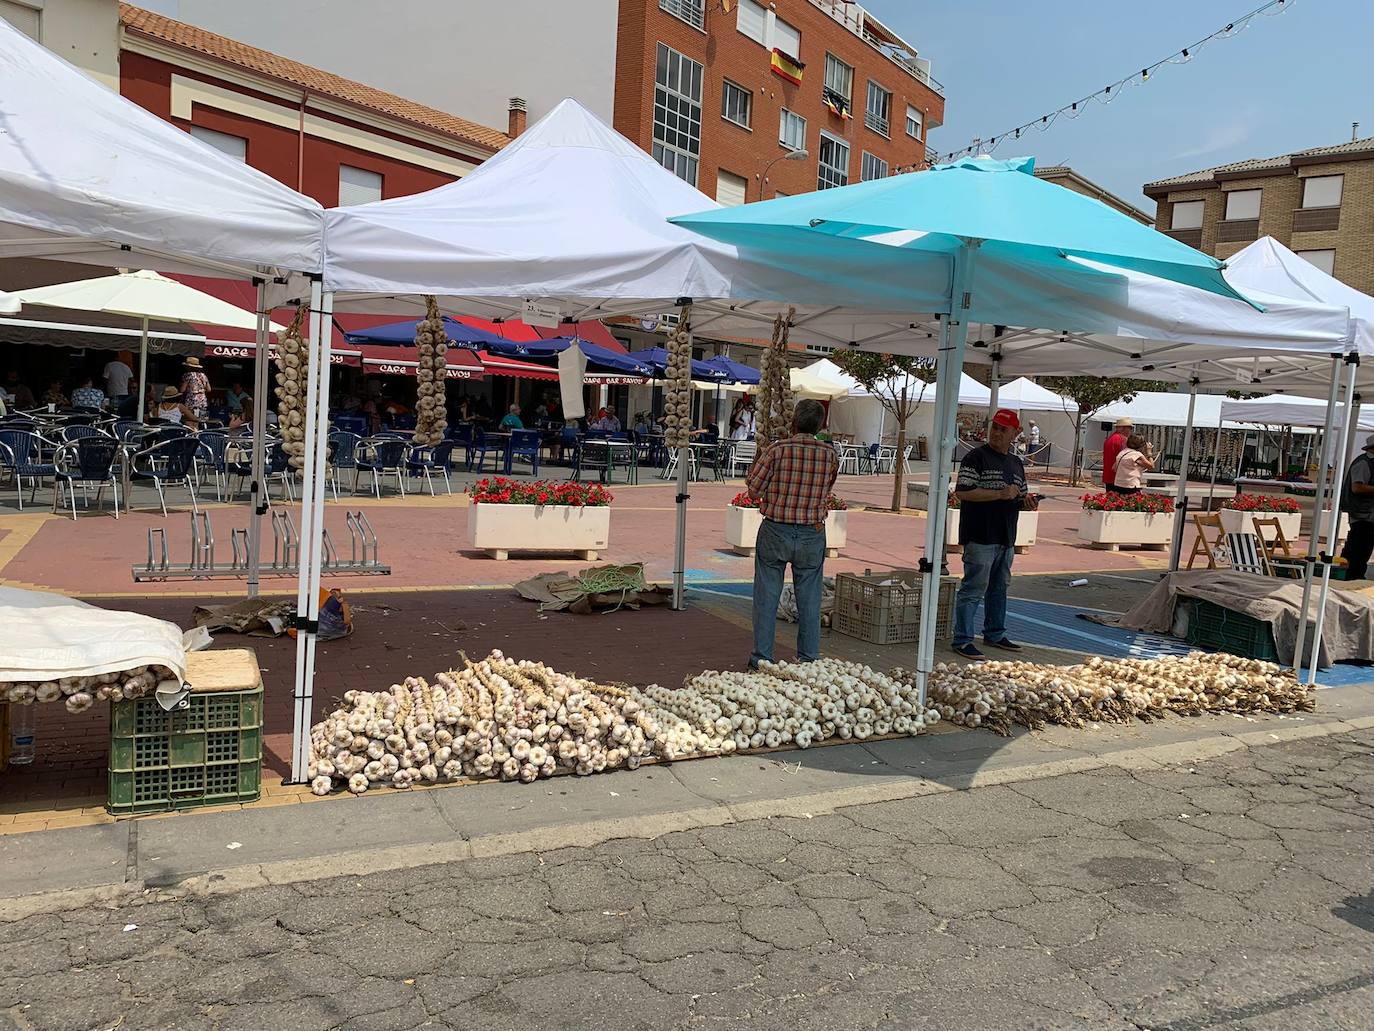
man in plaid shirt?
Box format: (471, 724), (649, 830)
(745, 399), (839, 668)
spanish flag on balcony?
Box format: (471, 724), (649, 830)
(770, 48), (805, 86)
(822, 88), (851, 120)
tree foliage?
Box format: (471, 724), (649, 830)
(831, 352), (937, 510)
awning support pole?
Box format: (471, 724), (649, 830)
(1291, 354), (1344, 674)
(915, 239), (979, 706)
(1306, 354), (1360, 685)
(247, 278), (270, 598)
(1167, 376), (1200, 572)
(135, 317), (149, 423)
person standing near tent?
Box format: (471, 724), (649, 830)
(745, 399), (838, 669)
(103, 354), (133, 405)
(1112, 434), (1157, 495)
(733, 400), (757, 441)
(180, 356), (211, 423)
(1340, 435), (1374, 581)
(1103, 416), (1133, 493)
(951, 408), (1038, 658)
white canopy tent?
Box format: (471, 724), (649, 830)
(0, 17), (325, 602)
(1219, 393), (1374, 432)
(994, 377), (1075, 413)
(1097, 391), (1286, 431)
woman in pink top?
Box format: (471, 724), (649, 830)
(180, 356), (211, 422)
(1112, 433), (1156, 494)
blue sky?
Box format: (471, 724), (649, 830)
(865, 0), (1372, 209)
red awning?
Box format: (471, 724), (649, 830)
(456, 316), (542, 342)
(477, 350), (558, 381)
(359, 344), (485, 380)
(532, 320), (627, 353)
(203, 339), (363, 367)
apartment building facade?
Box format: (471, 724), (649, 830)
(616, 0), (944, 203)
(1144, 138), (1374, 293)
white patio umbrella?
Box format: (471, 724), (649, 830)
(0, 290), (17, 315)
(789, 358), (871, 400)
(13, 270), (282, 420)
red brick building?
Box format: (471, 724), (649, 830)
(614, 0), (944, 203)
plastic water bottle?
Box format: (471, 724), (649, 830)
(8, 704), (35, 765)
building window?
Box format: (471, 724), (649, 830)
(1302, 175), (1343, 208)
(864, 81), (891, 136)
(1224, 189), (1261, 221)
(716, 169), (748, 207)
(1172, 199), (1205, 230)
(721, 80), (752, 129)
(189, 125), (247, 162)
(824, 54), (853, 103)
(1297, 249), (1335, 275)
(0, 1), (41, 40)
(338, 164), (383, 206)
(653, 43), (703, 185)
(779, 108), (806, 152)
(818, 132), (850, 190)
(659, 0), (704, 30)
(905, 105), (923, 140)
(736, 0), (766, 44)
(773, 16), (801, 60)
(861, 152), (888, 181)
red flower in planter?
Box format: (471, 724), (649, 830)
(470, 479), (614, 507)
(1080, 491), (1174, 514)
(1223, 493), (1300, 514)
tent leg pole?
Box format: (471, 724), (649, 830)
(290, 279), (326, 785)
(1167, 377), (1199, 573)
(672, 444), (689, 610)
(247, 279), (270, 599)
(1206, 426), (1226, 508)
(136, 318), (149, 423)
(1292, 354), (1344, 675)
(915, 240), (979, 706)
(986, 347), (1001, 422)
(1307, 354), (1360, 686)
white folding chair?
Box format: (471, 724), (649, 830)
(1224, 531), (1269, 576)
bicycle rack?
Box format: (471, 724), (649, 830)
(133, 509), (391, 581)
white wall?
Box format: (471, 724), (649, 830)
(138, 0), (619, 129)
(2, 0), (119, 88)
(827, 396), (936, 450)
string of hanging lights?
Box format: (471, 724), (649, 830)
(922, 0), (1296, 167)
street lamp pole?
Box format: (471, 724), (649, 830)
(755, 148), (809, 201)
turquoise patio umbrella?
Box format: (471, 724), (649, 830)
(672, 156), (1257, 699)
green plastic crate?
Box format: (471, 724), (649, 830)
(1185, 599), (1279, 662)
(108, 688), (262, 815)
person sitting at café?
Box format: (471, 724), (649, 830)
(42, 379), (67, 409)
(228, 396), (254, 434)
(599, 408), (623, 433)
(70, 375), (106, 411)
(500, 403), (525, 430)
(155, 386), (200, 429)
(1112, 434), (1156, 495)
(225, 380), (250, 415)
(3, 371), (35, 410)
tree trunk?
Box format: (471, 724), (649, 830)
(1068, 415), (1085, 487)
(890, 424), (907, 511)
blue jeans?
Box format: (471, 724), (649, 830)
(751, 519), (826, 666)
(953, 542), (1015, 646)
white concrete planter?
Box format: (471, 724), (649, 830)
(944, 509), (1039, 552)
(1077, 509), (1172, 551)
(724, 505), (847, 558)
(1299, 507), (1346, 541)
(468, 503), (610, 560)
(1219, 508), (1301, 540)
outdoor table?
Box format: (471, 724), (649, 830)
(689, 441), (722, 481)
(581, 438), (638, 484)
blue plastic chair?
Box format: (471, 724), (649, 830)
(59, 424), (110, 444)
(559, 427), (581, 470)
(333, 413), (368, 436)
(355, 437), (408, 497)
(466, 427), (498, 472)
(508, 429), (542, 476)
(196, 431), (231, 501)
(407, 439), (458, 495)
(327, 430), (363, 499)
(131, 435), (206, 516)
(0, 430), (58, 511)
(53, 437), (122, 519)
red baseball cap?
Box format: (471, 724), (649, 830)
(991, 408), (1021, 431)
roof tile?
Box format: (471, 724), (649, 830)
(1146, 137), (1374, 189)
(119, 4), (510, 154)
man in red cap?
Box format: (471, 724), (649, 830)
(950, 408), (1038, 658)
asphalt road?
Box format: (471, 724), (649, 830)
(2, 730), (1371, 1031)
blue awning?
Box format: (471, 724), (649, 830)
(631, 346), (731, 381)
(343, 315), (508, 348)
(701, 355), (761, 385)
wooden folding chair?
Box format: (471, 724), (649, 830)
(1251, 516), (1305, 578)
(1186, 513), (1226, 569)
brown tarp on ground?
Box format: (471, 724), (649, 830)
(514, 563), (673, 614)
(1089, 569), (1374, 668)
(192, 598), (295, 637)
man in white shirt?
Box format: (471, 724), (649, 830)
(104, 356), (133, 403)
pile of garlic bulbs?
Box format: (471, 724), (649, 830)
(895, 652), (1313, 737)
(308, 650), (659, 795)
(639, 657), (933, 759)
(3, 666), (176, 715)
(661, 305), (693, 450)
(411, 295), (449, 446)
(273, 305), (309, 473)
(754, 308), (796, 452)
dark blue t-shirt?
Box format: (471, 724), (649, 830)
(955, 445), (1027, 547)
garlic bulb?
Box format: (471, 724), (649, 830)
(1, 665), (170, 709)
(662, 305), (694, 450)
(410, 296), (449, 446)
(754, 308), (797, 453)
(273, 305), (310, 473)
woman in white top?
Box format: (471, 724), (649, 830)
(731, 405), (756, 441)
(1112, 433), (1156, 494)
(156, 386), (199, 429)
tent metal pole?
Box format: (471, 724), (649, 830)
(986, 346), (1001, 421)
(136, 317), (149, 423)
(1306, 355), (1360, 686)
(1206, 427), (1227, 509)
(915, 240), (979, 705)
(1167, 377), (1200, 572)
(1291, 354), (1344, 675)
(247, 278), (270, 598)
(290, 278), (325, 784)
(299, 290), (335, 760)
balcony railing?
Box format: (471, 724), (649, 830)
(659, 0), (704, 30)
(1217, 218), (1259, 244)
(1293, 206), (1340, 232)
(1165, 227), (1204, 249)
(860, 28), (945, 95)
